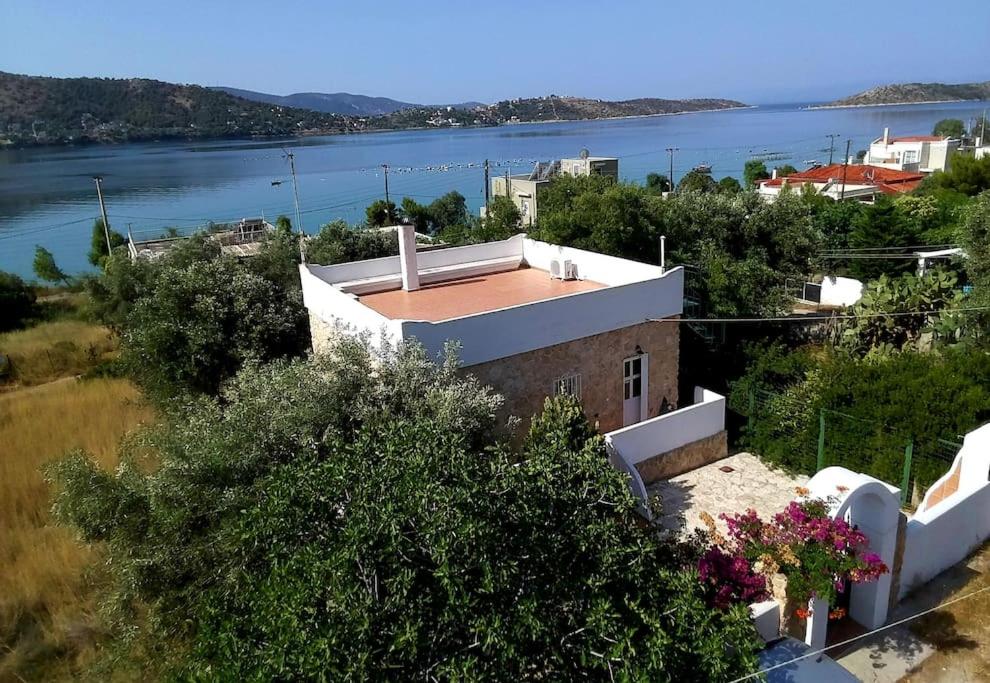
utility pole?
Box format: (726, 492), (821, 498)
(839, 139), (851, 201)
(825, 134), (840, 165)
(284, 150), (303, 236)
(666, 147), (678, 191)
(483, 159), (490, 212)
(382, 164), (392, 222)
(92, 176), (112, 256)
(505, 170), (510, 198)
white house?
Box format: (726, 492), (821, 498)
(865, 127), (960, 173)
(300, 229), (683, 433)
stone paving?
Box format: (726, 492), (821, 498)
(647, 452), (809, 534)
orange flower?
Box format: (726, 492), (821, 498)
(795, 486), (811, 497)
(836, 485), (849, 493)
(828, 607), (847, 620)
(795, 608), (811, 619)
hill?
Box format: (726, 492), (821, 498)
(212, 86), (484, 116)
(490, 95), (747, 121)
(213, 87), (419, 116)
(820, 81), (990, 108)
(0, 72), (748, 148)
(0, 71), (352, 145)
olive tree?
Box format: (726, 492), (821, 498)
(50, 338), (761, 681)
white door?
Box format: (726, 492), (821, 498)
(623, 354), (646, 426)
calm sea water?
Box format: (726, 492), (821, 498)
(1, 101), (987, 278)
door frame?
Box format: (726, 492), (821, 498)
(622, 352), (650, 425)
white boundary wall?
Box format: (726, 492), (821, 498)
(898, 423), (990, 599)
(604, 388), (725, 466)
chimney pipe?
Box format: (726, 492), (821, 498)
(883, 127), (889, 145)
(398, 224), (420, 291)
(771, 168), (778, 180)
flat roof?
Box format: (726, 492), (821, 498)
(358, 266), (604, 321)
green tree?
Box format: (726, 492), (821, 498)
(847, 197), (922, 281)
(400, 196), (431, 233)
(743, 160), (770, 188)
(32, 246), (71, 285)
(645, 172), (671, 194)
(274, 215), (293, 235)
(248, 229), (302, 293)
(365, 199), (398, 227)
(920, 154), (990, 196)
(87, 218), (126, 268)
(120, 258), (308, 399)
(305, 220), (398, 265)
(49, 340), (761, 680)
(774, 164), (798, 177)
(677, 169), (718, 194)
(933, 118), (966, 138)
(717, 176), (742, 194)
(427, 190), (469, 233)
(0, 271), (36, 332)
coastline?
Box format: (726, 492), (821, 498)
(2, 104), (756, 150)
(805, 98), (980, 111)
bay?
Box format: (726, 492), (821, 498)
(1, 100), (987, 278)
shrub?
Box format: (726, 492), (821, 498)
(0, 271), (36, 332)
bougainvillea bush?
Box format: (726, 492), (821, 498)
(699, 491), (888, 616)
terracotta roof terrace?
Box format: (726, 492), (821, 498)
(358, 266), (604, 322)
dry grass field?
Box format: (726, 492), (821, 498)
(0, 320), (117, 387)
(0, 376), (153, 680)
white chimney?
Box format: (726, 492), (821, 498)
(397, 224), (420, 291)
(771, 168), (778, 180)
(883, 127), (890, 145)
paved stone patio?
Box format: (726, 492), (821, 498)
(648, 452), (809, 534)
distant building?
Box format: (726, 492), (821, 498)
(300, 228), (682, 432)
(756, 163), (924, 203)
(489, 152), (619, 226)
(127, 217), (274, 260)
(559, 155), (619, 179)
(864, 127), (960, 173)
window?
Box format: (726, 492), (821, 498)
(553, 373), (582, 399)
(623, 356), (642, 400)
(903, 150), (918, 164)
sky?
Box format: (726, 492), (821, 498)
(2, 1), (988, 105)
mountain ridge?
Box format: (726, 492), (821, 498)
(211, 86), (484, 116)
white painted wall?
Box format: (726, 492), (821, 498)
(820, 276), (863, 307)
(402, 267), (683, 366)
(604, 388), (725, 467)
(299, 265), (401, 346)
(521, 238), (663, 285)
(898, 423), (990, 599)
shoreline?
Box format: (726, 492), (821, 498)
(1, 104), (756, 151)
(805, 98), (982, 111)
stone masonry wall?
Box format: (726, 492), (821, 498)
(465, 319), (679, 433)
(309, 312), (338, 353)
(634, 430), (728, 485)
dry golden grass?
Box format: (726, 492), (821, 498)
(0, 321), (117, 387)
(0, 378), (153, 680)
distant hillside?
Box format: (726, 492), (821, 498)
(214, 87), (417, 116)
(489, 95), (748, 122)
(821, 81), (990, 108)
(0, 71), (747, 148)
(0, 71), (352, 145)
(213, 86), (484, 116)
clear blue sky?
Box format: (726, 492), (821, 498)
(3, 1), (988, 104)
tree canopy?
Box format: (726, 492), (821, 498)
(0, 271), (36, 332)
(743, 160), (770, 188)
(49, 339), (761, 680)
(87, 218), (126, 268)
(933, 118), (966, 138)
(305, 220), (398, 265)
(32, 246), (71, 285)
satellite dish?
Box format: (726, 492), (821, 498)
(579, 148), (590, 159)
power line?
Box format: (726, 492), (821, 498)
(728, 584), (990, 683)
(649, 305), (990, 325)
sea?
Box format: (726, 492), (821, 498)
(1, 100), (987, 278)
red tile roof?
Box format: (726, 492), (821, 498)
(760, 164), (924, 194)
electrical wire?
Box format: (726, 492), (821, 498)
(648, 306), (990, 325)
(728, 584), (990, 683)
